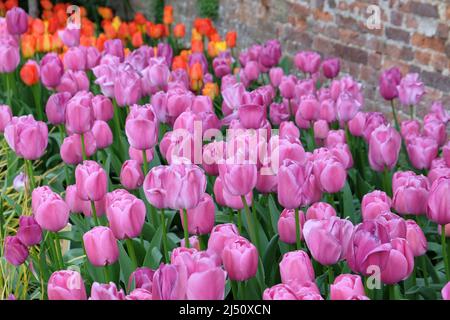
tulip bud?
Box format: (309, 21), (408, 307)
(181, 193), (215, 235)
(406, 220), (427, 257)
(152, 264), (188, 300)
(392, 173), (429, 215)
(83, 226), (119, 267)
(125, 104), (158, 150)
(45, 92), (72, 125)
(406, 136), (438, 170)
(294, 51), (321, 74)
(186, 267), (226, 300)
(32, 186), (70, 232)
(222, 236), (258, 281)
(379, 67), (402, 101)
(91, 120), (113, 149)
(207, 223), (240, 261)
(277, 160), (305, 209)
(120, 160), (144, 190)
(126, 288), (152, 300)
(105, 189), (146, 240)
(17, 216), (42, 246)
(40, 53), (64, 89)
(306, 202), (336, 220)
(279, 250), (315, 285)
(92, 95), (113, 121)
(75, 161), (108, 201)
(47, 270), (87, 300)
(322, 58), (340, 79)
(397, 73), (425, 106)
(89, 282), (125, 300)
(368, 125), (401, 172)
(60, 132), (97, 165)
(330, 274), (365, 300)
(6, 7), (28, 35)
(442, 282), (450, 300)
(63, 47), (87, 71)
(278, 209), (305, 244)
(263, 284), (299, 300)
(426, 176), (450, 225)
(4, 236), (28, 266)
(0, 104), (12, 133)
(128, 267), (155, 292)
(218, 161), (257, 197)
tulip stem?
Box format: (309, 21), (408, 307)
(294, 208), (301, 250)
(230, 280), (239, 300)
(112, 99), (125, 162)
(53, 232), (64, 270)
(240, 195), (260, 252)
(160, 209), (170, 263)
(420, 255), (429, 286)
(142, 150), (149, 175)
(237, 210), (243, 234)
(382, 167), (392, 197)
(31, 84), (44, 121)
(24, 159), (36, 191)
(409, 104), (414, 120)
(441, 225), (450, 282)
(80, 133), (88, 161)
(126, 238), (138, 269)
(389, 285), (397, 300)
(90, 201), (100, 226)
(103, 266), (111, 283)
(390, 100), (400, 132)
(58, 125), (71, 186)
(182, 208), (190, 248)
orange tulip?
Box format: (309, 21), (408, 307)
(172, 56), (187, 70)
(21, 34), (36, 58)
(131, 32), (143, 48)
(42, 9), (53, 20)
(47, 17), (59, 34)
(210, 32), (221, 42)
(31, 19), (45, 36)
(191, 39), (204, 53)
(98, 7), (113, 20)
(80, 6), (87, 17)
(80, 35), (96, 47)
(173, 23), (185, 38)
(37, 33), (52, 52)
(81, 18), (96, 37)
(51, 33), (62, 50)
(128, 22), (139, 36)
(194, 18), (213, 37)
(5, 0), (18, 10)
(55, 8), (67, 27)
(0, 2), (5, 16)
(207, 42), (218, 58)
(149, 24), (164, 39)
(134, 12), (146, 25)
(163, 5), (173, 25)
(40, 0), (52, 10)
(203, 82), (219, 101)
(226, 31), (237, 48)
(103, 21), (117, 39)
(189, 62), (203, 92)
(96, 33), (107, 51)
(20, 61), (40, 86)
(118, 23), (130, 40)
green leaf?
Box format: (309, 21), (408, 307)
(118, 242), (134, 287)
(143, 247), (163, 269)
(268, 195), (280, 235)
(262, 234), (279, 286)
(342, 181), (357, 223)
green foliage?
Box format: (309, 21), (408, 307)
(153, 0), (165, 23)
(197, 0), (219, 20)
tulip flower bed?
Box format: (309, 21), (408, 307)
(0, 2), (449, 301)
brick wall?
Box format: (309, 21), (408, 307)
(168, 0), (450, 119)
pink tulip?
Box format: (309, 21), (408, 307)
(314, 120), (329, 140)
(143, 164), (206, 210)
(263, 284), (298, 300)
(330, 274), (365, 300)
(279, 250), (315, 285)
(406, 136), (438, 170)
(375, 211), (407, 239)
(336, 91), (362, 122)
(318, 98), (336, 123)
(368, 125), (401, 172)
(0, 104), (12, 133)
(60, 132), (97, 165)
(443, 142), (450, 167)
(32, 186), (69, 232)
(57, 70), (89, 95)
(65, 95), (94, 134)
(104, 39), (125, 61)
(83, 226), (119, 267)
(4, 115), (48, 160)
(40, 53), (64, 89)
(348, 112), (366, 137)
(0, 43), (20, 73)
(297, 94), (319, 121)
(186, 267), (226, 300)
(128, 267), (155, 292)
(255, 170), (278, 194)
(269, 67), (284, 87)
(278, 208), (305, 244)
(222, 236), (258, 281)
(279, 121), (300, 140)
(279, 75), (296, 100)
(346, 220), (391, 275)
(423, 118), (447, 147)
(92, 95), (113, 121)
(244, 61), (260, 81)
(426, 176), (450, 225)
(105, 189), (146, 240)
(213, 177), (252, 210)
(269, 102), (290, 125)
(286, 281), (323, 300)
(305, 202), (336, 220)
(114, 67), (142, 107)
(397, 73), (425, 106)
(125, 104), (159, 150)
(6, 7), (28, 35)
(379, 67), (402, 101)
(181, 193), (215, 235)
(294, 51), (321, 74)
(152, 263), (188, 300)
(89, 282), (125, 300)
(218, 160), (257, 197)
(75, 161), (108, 201)
(17, 216), (42, 246)
(63, 47), (86, 71)
(442, 282), (450, 300)
(322, 58), (340, 79)
(58, 27), (80, 48)
(47, 270), (87, 300)
(45, 92), (72, 125)
(361, 190), (392, 221)
(400, 120), (421, 143)
(238, 104), (266, 129)
(277, 160), (305, 209)
(91, 120), (113, 149)
(372, 238), (414, 285)
(181, 236), (201, 250)
(142, 57), (170, 94)
(392, 172), (429, 215)
(4, 236), (28, 266)
(120, 160), (144, 190)
(129, 147), (153, 165)
(126, 288), (152, 300)
(406, 220), (427, 257)
(313, 156), (347, 193)
(303, 217), (353, 265)
(65, 184), (86, 214)
(325, 129), (346, 147)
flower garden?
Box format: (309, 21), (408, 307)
(0, 0), (449, 301)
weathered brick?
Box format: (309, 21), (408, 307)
(412, 33), (446, 52)
(313, 9), (333, 22)
(410, 1), (439, 18)
(430, 53), (448, 72)
(390, 11), (403, 26)
(334, 43), (368, 64)
(415, 50), (432, 65)
(420, 70), (450, 92)
(386, 27), (410, 43)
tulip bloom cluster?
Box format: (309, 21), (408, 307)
(0, 3), (449, 302)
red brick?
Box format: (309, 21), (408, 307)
(385, 27), (410, 43)
(430, 53), (448, 72)
(410, 1), (439, 18)
(415, 50), (432, 65)
(405, 15), (418, 29)
(390, 11), (403, 26)
(290, 3), (310, 18)
(313, 9), (333, 22)
(368, 52), (382, 69)
(412, 33), (446, 52)
(334, 43), (368, 64)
